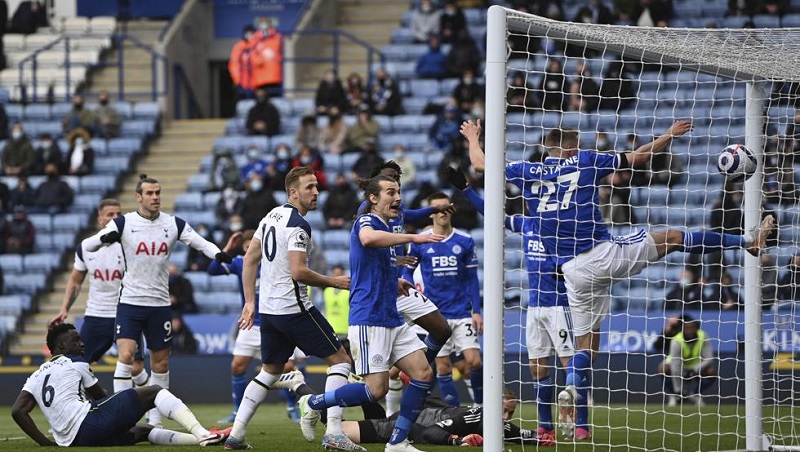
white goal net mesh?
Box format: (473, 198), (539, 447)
(492, 9), (800, 452)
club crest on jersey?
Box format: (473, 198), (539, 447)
(135, 241), (169, 255)
(371, 354), (384, 366)
(93, 268), (123, 281)
(451, 245), (462, 254)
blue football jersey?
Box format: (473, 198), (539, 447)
(506, 216), (568, 308)
(405, 229), (480, 319)
(208, 257), (261, 326)
(505, 150), (621, 264)
(348, 213), (404, 327)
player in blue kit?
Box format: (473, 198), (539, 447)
(208, 230), (308, 425)
(461, 119), (775, 440)
(298, 174), (444, 452)
(401, 192), (483, 409)
(447, 168), (571, 446)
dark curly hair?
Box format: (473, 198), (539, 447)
(47, 323), (76, 353)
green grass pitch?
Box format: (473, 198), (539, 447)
(0, 402), (795, 451)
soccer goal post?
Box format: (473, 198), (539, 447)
(483, 5), (800, 451)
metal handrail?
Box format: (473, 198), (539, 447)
(17, 35), (73, 102)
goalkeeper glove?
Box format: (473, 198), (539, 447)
(215, 252), (233, 264)
(100, 231), (121, 244)
(446, 166), (469, 191)
(460, 434), (483, 447)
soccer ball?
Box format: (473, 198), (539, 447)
(717, 144), (757, 181)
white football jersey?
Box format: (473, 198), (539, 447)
(74, 240), (123, 318)
(21, 355), (97, 446)
(86, 211), (220, 307)
(255, 203), (314, 315)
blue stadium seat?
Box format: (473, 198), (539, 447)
(73, 193), (102, 213)
(24, 253), (56, 272)
(391, 27), (414, 44)
(239, 135), (269, 151)
(27, 213), (52, 234)
(195, 292), (240, 314)
(80, 174), (115, 194)
(470, 228), (484, 247)
(269, 97), (292, 117)
(184, 272), (210, 292)
(391, 115), (419, 133)
(24, 103), (51, 120)
(406, 151), (427, 170)
(0, 254), (24, 273)
(326, 249), (350, 269)
(175, 192), (204, 211)
(5, 273), (46, 294)
(0, 295), (26, 315)
(94, 156), (130, 174)
(292, 98), (315, 116)
(322, 229), (350, 250)
(108, 138), (142, 155)
(4, 104), (23, 122)
(409, 79), (440, 98)
(51, 102), (73, 118)
(132, 102), (160, 119)
(236, 99), (255, 118)
(113, 101), (133, 119)
(426, 151), (444, 169)
(203, 191), (222, 209)
(187, 173), (209, 192)
(269, 134), (294, 147)
(306, 210), (324, 231)
(208, 274), (240, 293)
(33, 121), (63, 137)
(53, 212), (87, 233)
(403, 97), (429, 115)
(753, 14), (781, 28)
(225, 117), (246, 135)
(782, 13), (800, 27)
(504, 249), (523, 269)
(383, 44), (408, 61)
(121, 120), (155, 138)
(178, 210), (216, 227)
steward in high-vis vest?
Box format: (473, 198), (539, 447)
(667, 316), (717, 406)
(323, 265), (350, 339)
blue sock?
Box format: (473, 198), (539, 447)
(533, 375), (554, 431)
(682, 231), (746, 254)
(575, 384), (589, 429)
(423, 335), (444, 364)
(389, 379), (432, 445)
(437, 373), (460, 407)
(231, 372), (249, 413)
(566, 351), (592, 430)
(308, 382), (373, 410)
(469, 366), (483, 404)
(698, 376), (716, 394)
(279, 389), (297, 408)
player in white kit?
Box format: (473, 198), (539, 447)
(84, 175), (232, 425)
(11, 323), (228, 447)
(48, 199), (148, 388)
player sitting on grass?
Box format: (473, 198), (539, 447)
(11, 323), (229, 447)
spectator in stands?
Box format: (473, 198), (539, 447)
(391, 144), (416, 187)
(506, 71), (535, 113)
(599, 61), (635, 111)
(65, 128), (95, 176)
(317, 106), (348, 154)
(778, 254), (800, 306)
(32, 163), (73, 214)
(323, 174), (359, 230)
(8, 174), (35, 210)
(4, 205), (34, 254)
(2, 122), (35, 176)
(573, 0), (615, 25)
(9, 0), (47, 34)
(602, 168), (636, 225)
(215, 185), (244, 226)
(728, 0), (787, 16)
(630, 137), (683, 187)
(62, 94), (95, 136)
(0, 103), (9, 140)
(186, 223), (215, 272)
(291, 144), (328, 190)
(437, 138), (472, 186)
(344, 72), (370, 115)
(265, 143), (293, 191)
(665, 270), (703, 310)
(314, 69), (347, 116)
(169, 263), (198, 313)
(93, 90), (122, 138)
(32, 133), (62, 176)
(595, 130), (611, 152)
(350, 138), (384, 180)
(537, 59), (567, 111)
(229, 25), (257, 98)
(440, 1), (467, 45)
(411, 0), (441, 43)
(416, 34), (449, 80)
(250, 17), (283, 94)
(429, 103), (463, 152)
(631, 0), (673, 27)
(209, 149), (240, 191)
(239, 145), (270, 184)
(219, 214), (246, 254)
(246, 87), (281, 136)
(568, 61), (600, 113)
(452, 69), (485, 114)
(345, 104), (381, 154)
(170, 313), (198, 354)
(446, 28), (481, 78)
(241, 173), (278, 230)
(295, 114), (320, 151)
(370, 67), (404, 116)
(0, 179), (8, 212)
(710, 271), (741, 310)
(506, 4), (541, 58)
(761, 253), (779, 308)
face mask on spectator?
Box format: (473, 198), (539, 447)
(224, 187), (237, 199)
(12, 130), (22, 140)
(445, 7), (456, 15)
(244, 32), (253, 40)
(421, 5), (431, 13)
(277, 149), (289, 160)
(250, 180), (263, 191)
(41, 140), (52, 148)
(247, 149), (260, 160)
(463, 77), (474, 85)
(325, 74), (335, 83)
(230, 221), (243, 232)
(596, 139), (608, 150)
(75, 138), (85, 146)
(74, 102), (83, 110)
(300, 156), (313, 165)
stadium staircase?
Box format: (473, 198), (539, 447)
(295, 0), (409, 93)
(85, 20), (168, 102)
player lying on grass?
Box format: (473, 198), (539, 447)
(339, 390), (538, 447)
(11, 323), (229, 447)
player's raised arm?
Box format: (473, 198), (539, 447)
(11, 391), (56, 446)
(49, 268), (87, 328)
(238, 234), (261, 330)
(460, 119), (485, 172)
(83, 220), (120, 252)
(359, 226), (444, 248)
(177, 219), (231, 263)
(624, 120), (692, 168)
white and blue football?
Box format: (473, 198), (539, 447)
(717, 144), (757, 181)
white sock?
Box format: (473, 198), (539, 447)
(386, 378), (404, 417)
(154, 389), (209, 439)
(464, 376), (474, 402)
(113, 362), (133, 393)
(325, 363), (351, 435)
(148, 371), (169, 425)
(147, 428), (199, 445)
(230, 371), (280, 441)
(132, 369), (149, 387)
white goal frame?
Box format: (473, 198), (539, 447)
(481, 6), (800, 451)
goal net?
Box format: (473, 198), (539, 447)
(481, 6), (800, 452)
